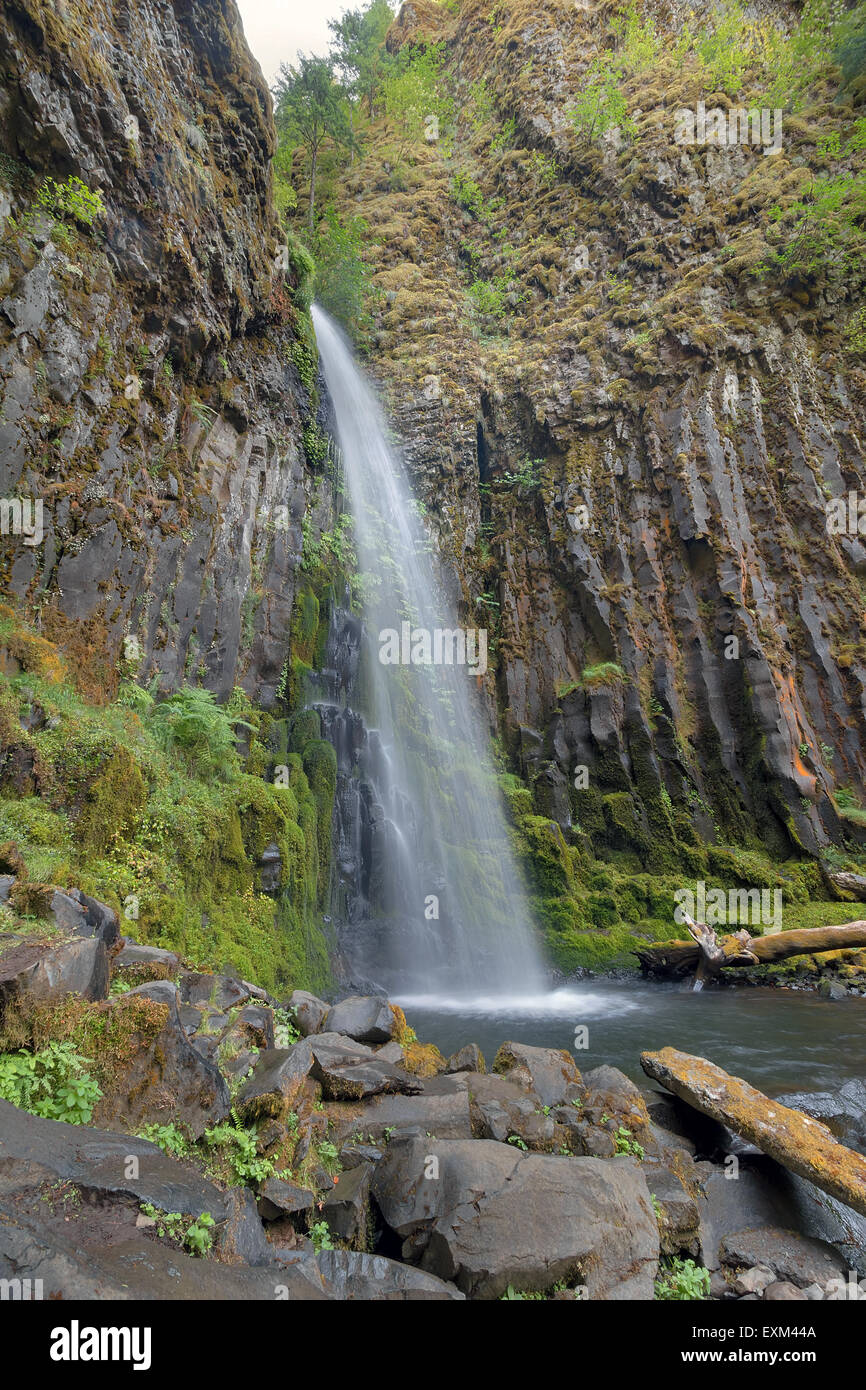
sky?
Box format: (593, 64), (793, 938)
(235, 0), (360, 87)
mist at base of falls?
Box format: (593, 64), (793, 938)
(311, 305), (544, 999)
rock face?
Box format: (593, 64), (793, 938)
(0, 933), (109, 1014)
(330, 0), (866, 877)
(641, 1047), (866, 1217)
(372, 1135), (659, 1299)
(0, 0), (323, 705)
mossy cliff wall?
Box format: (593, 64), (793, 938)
(0, 0), (330, 707)
(333, 0), (866, 877)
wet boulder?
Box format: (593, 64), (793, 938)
(446, 1043), (486, 1074)
(492, 1041), (582, 1108)
(258, 1178), (316, 1222)
(49, 889), (119, 946)
(320, 1162), (374, 1248)
(214, 1187), (273, 1267)
(373, 1136), (659, 1299)
(308, 1033), (422, 1101)
(90, 981), (230, 1139)
(468, 1073), (556, 1150)
(180, 972), (251, 1011)
(329, 1084), (472, 1144)
(314, 1249), (464, 1300)
(234, 1041), (315, 1122)
(720, 1226), (848, 1290)
(323, 995), (396, 1044)
(112, 942), (182, 986)
(0, 933), (109, 1016)
(289, 989), (330, 1036)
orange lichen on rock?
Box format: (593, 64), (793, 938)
(641, 1046), (866, 1217)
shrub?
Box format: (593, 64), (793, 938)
(36, 175), (104, 227)
(148, 686), (252, 781)
(0, 1041), (102, 1123)
(655, 1257), (711, 1300)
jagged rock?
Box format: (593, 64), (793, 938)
(0, 933), (109, 1015)
(777, 1080), (866, 1157)
(762, 1282), (808, 1300)
(446, 1043), (486, 1073)
(0, 1097), (227, 1217)
(234, 1042), (315, 1121)
(645, 1163), (701, 1257)
(641, 1048), (866, 1216)
(339, 1142), (384, 1170)
(308, 1033), (422, 1101)
(694, 1162), (796, 1271)
(372, 1136), (659, 1299)
(330, 1085), (472, 1144)
(314, 1249), (464, 1300)
(468, 1073), (555, 1149)
(214, 1187), (273, 1267)
(48, 890), (119, 946)
(733, 1266), (775, 1295)
(219, 1004), (275, 1053)
(180, 972), (251, 1011)
(323, 995), (396, 1043)
(320, 1162), (374, 1247)
(492, 1041), (582, 1108)
(720, 1227), (848, 1290)
(289, 989), (330, 1036)
(258, 1178), (316, 1222)
(91, 981), (230, 1139)
(113, 942), (182, 984)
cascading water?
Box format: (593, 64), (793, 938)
(311, 305), (545, 1000)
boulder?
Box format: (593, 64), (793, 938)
(719, 1226), (848, 1290)
(641, 1047), (866, 1217)
(329, 1087), (472, 1144)
(219, 1003), (275, 1052)
(113, 942), (182, 985)
(0, 875), (12, 903)
(320, 1162), (374, 1247)
(375, 1041), (404, 1064)
(645, 1163), (701, 1257)
(694, 1161), (797, 1271)
(777, 1079), (866, 1157)
(323, 995), (396, 1044)
(372, 1136), (659, 1299)
(309, 1033), (422, 1101)
(90, 981), (230, 1139)
(234, 1042), (315, 1121)
(49, 890), (119, 946)
(258, 1178), (316, 1222)
(314, 1249), (464, 1300)
(288, 989), (330, 1036)
(446, 1043), (486, 1074)
(0, 933), (109, 1015)
(214, 1186), (273, 1267)
(180, 972), (251, 1011)
(763, 1281), (807, 1300)
(492, 1041), (581, 1108)
(0, 1097), (227, 1217)
(468, 1073), (555, 1150)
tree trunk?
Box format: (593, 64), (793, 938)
(634, 920), (866, 979)
(642, 1046), (866, 1217)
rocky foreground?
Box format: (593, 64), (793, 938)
(0, 884), (865, 1301)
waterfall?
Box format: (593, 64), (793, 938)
(311, 305), (544, 999)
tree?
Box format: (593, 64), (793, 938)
(273, 55), (354, 230)
(329, 0), (394, 118)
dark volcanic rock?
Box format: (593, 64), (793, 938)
(372, 1135), (659, 1299)
(323, 995), (396, 1043)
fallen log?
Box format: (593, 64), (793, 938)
(634, 919), (866, 979)
(641, 1047), (866, 1218)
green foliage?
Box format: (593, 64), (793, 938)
(501, 1285), (545, 1300)
(273, 1007), (301, 1047)
(309, 1219), (334, 1252)
(570, 55), (634, 143)
(451, 170), (489, 219)
(301, 512), (357, 578)
(611, 1), (660, 72)
(36, 175), (104, 227)
(329, 0), (395, 117)
(139, 1122), (191, 1157)
(614, 1125), (645, 1159)
(310, 207), (373, 334)
(140, 1203), (216, 1257)
(764, 120), (866, 285)
(655, 1257), (711, 1301)
(149, 686), (253, 781)
(204, 1113), (277, 1187)
(0, 1042), (101, 1124)
(383, 41), (454, 151)
(274, 55), (356, 228)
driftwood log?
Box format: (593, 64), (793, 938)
(642, 1047), (866, 1217)
(634, 916), (866, 981)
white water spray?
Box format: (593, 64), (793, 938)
(312, 305), (544, 997)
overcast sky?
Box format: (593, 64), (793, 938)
(235, 0), (364, 86)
